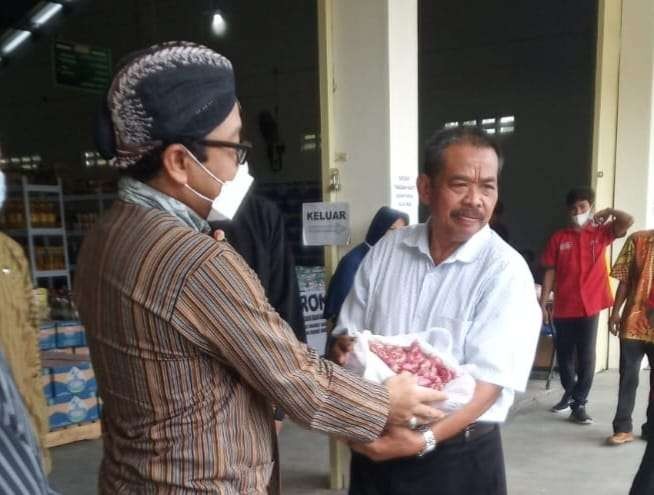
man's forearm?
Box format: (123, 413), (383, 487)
(431, 380), (501, 443)
(610, 208), (634, 237)
(540, 268), (555, 306)
(612, 282), (628, 315)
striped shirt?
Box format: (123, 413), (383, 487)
(0, 350), (57, 494)
(335, 223), (541, 422)
(74, 201), (389, 494)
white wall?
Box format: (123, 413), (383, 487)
(328, 0), (419, 251)
(388, 0), (419, 224)
(610, 0), (654, 369)
(614, 0), (654, 235)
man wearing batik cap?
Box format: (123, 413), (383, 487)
(76, 42), (444, 493)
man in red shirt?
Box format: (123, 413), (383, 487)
(540, 187), (633, 424)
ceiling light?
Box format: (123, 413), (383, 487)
(1, 30), (32, 56)
(211, 11), (227, 37)
(31, 2), (64, 27)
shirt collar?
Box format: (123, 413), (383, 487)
(402, 222), (492, 265)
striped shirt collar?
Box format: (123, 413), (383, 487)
(402, 221), (492, 265)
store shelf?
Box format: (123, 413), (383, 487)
(4, 228), (65, 237)
(25, 185), (61, 194)
(34, 270), (69, 278)
(64, 193), (117, 202)
(3, 229), (28, 236)
(33, 228), (65, 236)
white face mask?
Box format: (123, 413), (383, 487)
(572, 211), (591, 227)
(0, 171), (5, 211)
(184, 149), (254, 222)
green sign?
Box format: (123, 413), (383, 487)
(54, 40), (112, 94)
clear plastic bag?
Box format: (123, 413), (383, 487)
(344, 328), (476, 413)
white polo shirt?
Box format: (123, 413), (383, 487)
(334, 223), (541, 422)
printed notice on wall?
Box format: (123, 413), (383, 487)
(296, 266), (328, 354)
(392, 175), (418, 224)
(302, 202), (350, 246)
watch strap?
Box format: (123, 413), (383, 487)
(418, 427), (437, 457)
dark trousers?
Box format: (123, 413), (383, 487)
(613, 339), (654, 434)
(348, 426), (506, 495)
(630, 392), (654, 495)
(553, 315), (599, 407)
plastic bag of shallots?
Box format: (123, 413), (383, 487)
(344, 328), (476, 413)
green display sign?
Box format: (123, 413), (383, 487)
(53, 40), (112, 94)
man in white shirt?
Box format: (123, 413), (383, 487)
(331, 127), (541, 495)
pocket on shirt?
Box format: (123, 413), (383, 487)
(428, 316), (472, 358)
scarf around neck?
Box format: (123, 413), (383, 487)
(118, 176), (210, 234)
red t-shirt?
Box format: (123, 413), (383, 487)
(541, 223), (615, 318)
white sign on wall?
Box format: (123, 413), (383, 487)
(302, 202), (351, 246)
(391, 175), (418, 224)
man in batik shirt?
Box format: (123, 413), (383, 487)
(608, 230), (654, 445)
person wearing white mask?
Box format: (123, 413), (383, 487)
(76, 42), (445, 493)
(540, 187), (633, 424)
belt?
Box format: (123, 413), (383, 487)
(439, 422), (499, 447)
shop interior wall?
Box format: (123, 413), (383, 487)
(419, 0), (598, 263)
(0, 0), (322, 187)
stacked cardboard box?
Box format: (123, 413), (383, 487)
(39, 321), (101, 431)
(39, 321), (86, 351)
(38, 322), (56, 351)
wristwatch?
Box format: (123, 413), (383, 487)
(417, 426), (437, 457)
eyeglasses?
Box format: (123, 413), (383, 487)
(197, 139), (253, 165)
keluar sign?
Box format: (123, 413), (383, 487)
(302, 202), (350, 246)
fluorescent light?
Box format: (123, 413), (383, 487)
(1, 30), (32, 56)
(444, 122), (458, 129)
(211, 12), (227, 36)
(462, 120), (477, 127)
(31, 2), (64, 27)
(500, 115), (515, 124)
(486, 128), (496, 134)
(481, 118), (496, 125)
(499, 126), (514, 134)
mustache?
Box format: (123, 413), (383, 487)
(451, 208), (484, 220)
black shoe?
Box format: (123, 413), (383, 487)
(642, 423), (648, 440)
(570, 406), (593, 425)
(550, 396), (572, 414)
